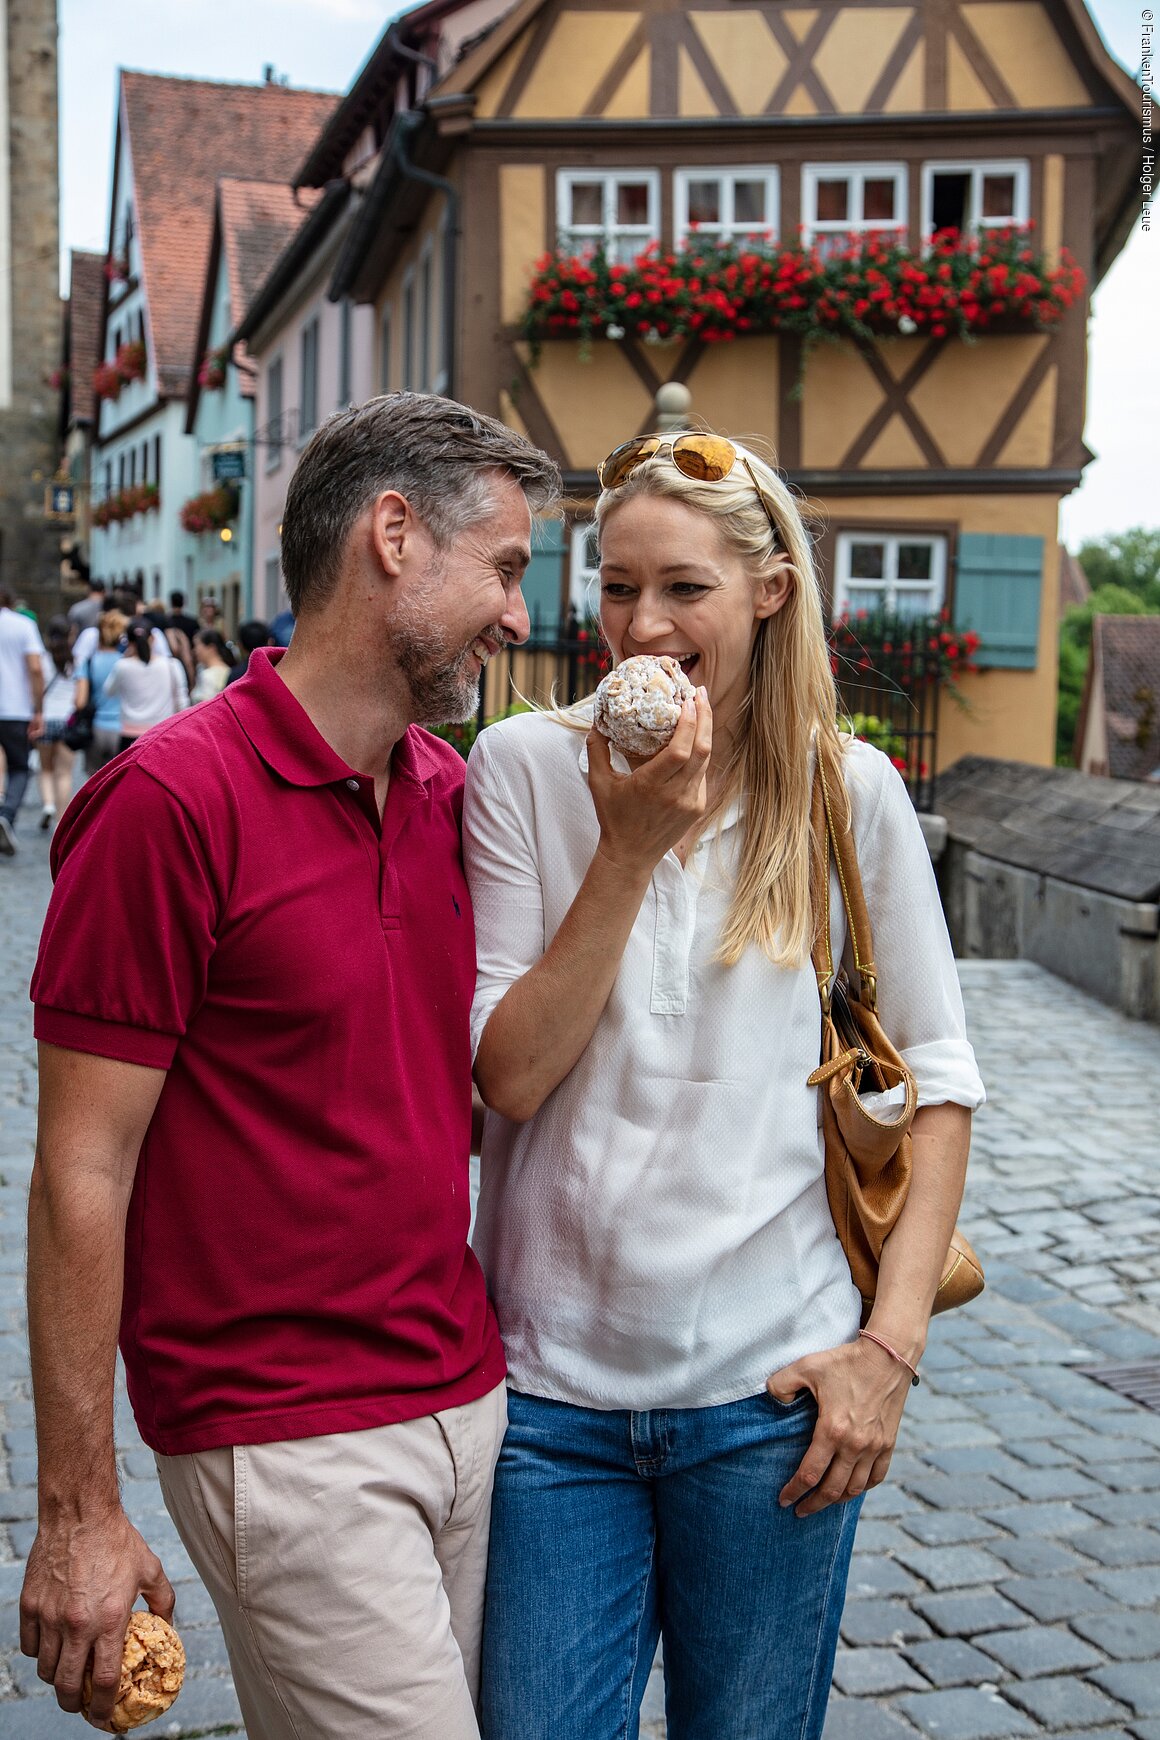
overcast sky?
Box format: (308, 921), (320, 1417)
(58, 0), (1155, 549)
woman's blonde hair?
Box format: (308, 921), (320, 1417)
(594, 433), (845, 968)
(98, 610), (129, 648)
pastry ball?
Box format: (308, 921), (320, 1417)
(593, 655), (696, 758)
(82, 1610), (186, 1733)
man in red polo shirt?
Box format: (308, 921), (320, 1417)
(20, 394), (559, 1737)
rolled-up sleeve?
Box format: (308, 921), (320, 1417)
(32, 764), (220, 1069)
(462, 728), (547, 1060)
(847, 748), (985, 1111)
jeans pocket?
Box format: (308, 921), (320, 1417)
(762, 1386), (815, 1416)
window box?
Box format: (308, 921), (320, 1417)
(520, 229), (1084, 360)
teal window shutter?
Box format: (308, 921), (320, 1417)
(520, 517), (569, 637)
(953, 532), (1044, 669)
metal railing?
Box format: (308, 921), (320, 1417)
(461, 609), (940, 809)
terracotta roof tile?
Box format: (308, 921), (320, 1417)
(1094, 615), (1160, 781)
(67, 250), (106, 425)
(213, 179), (321, 399)
(121, 72), (338, 396)
(1058, 546), (1092, 612)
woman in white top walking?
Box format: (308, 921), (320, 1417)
(33, 619), (80, 830)
(463, 432), (984, 1740)
(105, 619), (187, 749)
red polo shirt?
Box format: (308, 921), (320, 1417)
(32, 649), (504, 1454)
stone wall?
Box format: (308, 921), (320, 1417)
(0, 0), (62, 621)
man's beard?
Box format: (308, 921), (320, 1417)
(393, 601), (507, 726)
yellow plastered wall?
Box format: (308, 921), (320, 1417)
(512, 12), (640, 117)
(500, 166), (547, 325)
(961, 3), (1092, 108)
(516, 339), (652, 469)
(823, 493), (1061, 769)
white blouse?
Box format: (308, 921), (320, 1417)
(463, 711), (985, 1412)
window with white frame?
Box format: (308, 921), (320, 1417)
(299, 318), (319, 443)
(402, 272), (415, 392)
(570, 522), (600, 614)
(431, 218), (449, 394)
(674, 167), (779, 246)
(833, 531), (947, 620)
(265, 356), (283, 472)
(557, 170), (660, 265)
(419, 243), (433, 392)
(379, 308), (391, 393)
(802, 164), (907, 251)
(921, 161), (1029, 240)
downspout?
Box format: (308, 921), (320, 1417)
(383, 24), (459, 401)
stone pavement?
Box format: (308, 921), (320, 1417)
(3, 805), (1160, 1739)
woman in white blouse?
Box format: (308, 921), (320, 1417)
(105, 619), (188, 749)
(463, 432), (984, 1740)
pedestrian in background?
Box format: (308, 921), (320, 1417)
(32, 618), (80, 831)
(166, 589), (199, 644)
(189, 629), (237, 702)
(67, 577), (106, 640)
(0, 585), (46, 855)
(104, 618), (187, 751)
(73, 609), (128, 774)
(225, 619), (273, 686)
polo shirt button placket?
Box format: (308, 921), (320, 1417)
(346, 778), (360, 792)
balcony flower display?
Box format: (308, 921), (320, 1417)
(198, 345), (229, 391)
(829, 607), (982, 706)
(116, 339), (147, 384)
(93, 361), (122, 402)
(180, 483), (237, 535)
(104, 255), (129, 284)
(92, 482), (159, 529)
(520, 227), (1084, 363)
(92, 483), (159, 528)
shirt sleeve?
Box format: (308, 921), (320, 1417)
(32, 763), (220, 1069)
(462, 726), (547, 1061)
(844, 745), (985, 1111)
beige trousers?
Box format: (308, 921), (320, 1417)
(155, 1382), (507, 1740)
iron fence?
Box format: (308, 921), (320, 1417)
(451, 609), (940, 810)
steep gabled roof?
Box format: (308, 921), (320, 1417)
(1090, 615), (1160, 782)
(66, 251), (106, 426)
(117, 72), (339, 397)
(185, 179), (322, 431)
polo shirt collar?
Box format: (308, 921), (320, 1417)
(225, 648), (442, 789)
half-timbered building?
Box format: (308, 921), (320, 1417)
(312, 0), (1141, 771)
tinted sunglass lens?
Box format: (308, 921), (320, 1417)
(599, 438), (656, 489)
(671, 435), (736, 482)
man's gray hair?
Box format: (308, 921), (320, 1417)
(280, 393), (561, 614)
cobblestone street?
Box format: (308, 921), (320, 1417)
(3, 813), (1160, 1739)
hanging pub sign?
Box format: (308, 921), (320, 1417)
(211, 446), (247, 481)
(45, 482), (75, 519)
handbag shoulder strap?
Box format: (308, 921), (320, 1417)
(811, 749), (879, 1012)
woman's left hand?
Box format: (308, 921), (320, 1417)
(766, 1336), (914, 1516)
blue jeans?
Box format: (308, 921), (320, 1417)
(481, 1389), (863, 1740)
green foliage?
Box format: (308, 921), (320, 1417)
(1062, 584), (1152, 655)
(1076, 528), (1160, 609)
(1055, 536), (1160, 763)
(426, 701), (531, 760)
(845, 713), (905, 760)
(1054, 632), (1090, 765)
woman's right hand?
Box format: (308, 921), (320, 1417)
(586, 688), (713, 877)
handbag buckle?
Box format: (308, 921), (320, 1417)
(817, 972), (833, 1016)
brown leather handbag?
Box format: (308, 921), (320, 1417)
(807, 754), (984, 1323)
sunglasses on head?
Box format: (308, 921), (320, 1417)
(597, 434), (781, 542)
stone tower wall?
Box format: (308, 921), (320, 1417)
(1, 0), (62, 623)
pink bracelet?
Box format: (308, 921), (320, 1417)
(859, 1327), (921, 1386)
